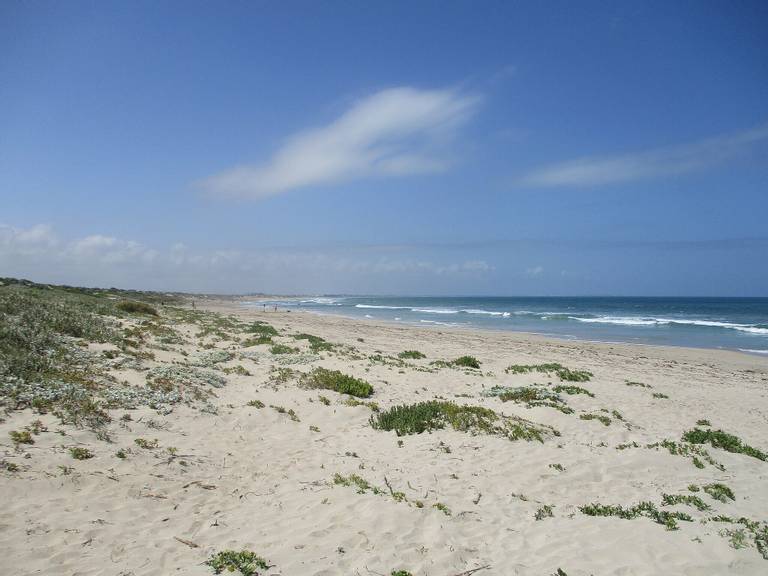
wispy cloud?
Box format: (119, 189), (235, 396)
(518, 123), (768, 188)
(0, 224), (492, 293)
(200, 86), (479, 199)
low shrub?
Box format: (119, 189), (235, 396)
(270, 344), (299, 355)
(205, 550), (270, 576)
(301, 367), (373, 398)
(398, 350), (426, 360)
(505, 363), (592, 382)
(370, 400), (553, 442)
(116, 300), (158, 316)
(69, 447), (94, 460)
(453, 355), (480, 369)
(682, 428), (767, 461)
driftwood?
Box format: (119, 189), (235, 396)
(451, 566), (491, 576)
(174, 536), (199, 548)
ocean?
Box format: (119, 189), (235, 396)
(244, 296), (768, 355)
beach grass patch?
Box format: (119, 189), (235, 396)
(580, 501), (693, 530)
(579, 413), (611, 426)
(205, 550), (270, 576)
(292, 333), (334, 352)
(703, 483), (735, 503)
(270, 343), (299, 355)
(9, 430), (34, 445)
(300, 367), (373, 398)
(661, 493), (710, 511)
(370, 400), (554, 442)
(484, 385), (573, 414)
(553, 384), (594, 397)
(398, 350), (426, 360)
(116, 300), (158, 316)
(245, 321), (278, 337)
(626, 381), (651, 388)
(535, 505), (554, 520)
(453, 355), (481, 369)
(69, 446), (93, 460)
(682, 428), (767, 461)
(506, 363), (592, 382)
(243, 335), (273, 347)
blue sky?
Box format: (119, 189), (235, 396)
(1, 1), (767, 295)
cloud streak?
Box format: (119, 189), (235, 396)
(200, 87), (479, 199)
(518, 123), (768, 188)
(0, 224), (492, 293)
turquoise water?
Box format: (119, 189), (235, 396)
(245, 296), (768, 354)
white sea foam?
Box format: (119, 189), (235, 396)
(355, 304), (410, 310)
(461, 309), (511, 317)
(300, 297), (341, 305)
(412, 308), (459, 314)
(571, 316), (663, 326)
(570, 315), (768, 335)
(419, 319), (462, 326)
(739, 348), (768, 355)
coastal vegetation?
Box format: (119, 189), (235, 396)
(300, 367), (374, 398)
(205, 550), (271, 575)
(370, 400), (554, 442)
(505, 363), (592, 382)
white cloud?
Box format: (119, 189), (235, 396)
(526, 265), (544, 277)
(0, 224), (492, 293)
(200, 86), (479, 198)
(518, 123), (768, 188)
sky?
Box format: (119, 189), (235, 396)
(1, 0), (767, 296)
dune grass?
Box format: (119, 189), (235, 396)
(682, 428), (767, 461)
(205, 550), (270, 575)
(370, 400), (553, 442)
(398, 350), (426, 359)
(505, 363), (592, 382)
(116, 300), (158, 316)
(300, 367), (374, 398)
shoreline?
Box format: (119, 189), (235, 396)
(231, 295), (768, 358)
(2, 290), (767, 575)
(220, 299), (768, 371)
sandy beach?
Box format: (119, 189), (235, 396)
(1, 296), (767, 576)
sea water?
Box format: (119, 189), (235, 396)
(244, 296), (768, 354)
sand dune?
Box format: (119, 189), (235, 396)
(1, 299), (767, 575)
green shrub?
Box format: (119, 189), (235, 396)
(9, 430), (34, 444)
(453, 355), (480, 369)
(245, 322), (278, 337)
(270, 344), (299, 355)
(535, 505), (554, 520)
(333, 473), (382, 494)
(398, 350), (426, 360)
(661, 493), (710, 511)
(69, 447), (94, 460)
(370, 400), (552, 442)
(134, 438), (159, 449)
(682, 428), (767, 461)
(580, 501), (692, 530)
(505, 363), (592, 382)
(116, 300), (158, 316)
(580, 413), (611, 426)
(484, 385), (573, 414)
(205, 550), (270, 576)
(293, 333), (334, 352)
(553, 385), (594, 397)
(301, 367), (373, 398)
(243, 335), (272, 346)
(703, 483), (735, 503)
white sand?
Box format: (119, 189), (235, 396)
(1, 300), (767, 575)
